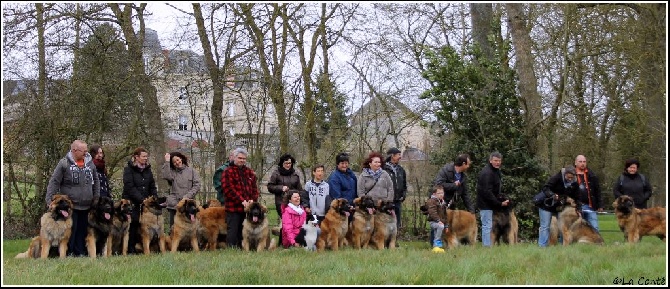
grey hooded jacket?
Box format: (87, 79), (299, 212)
(46, 151), (100, 210)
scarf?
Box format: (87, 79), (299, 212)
(278, 165), (295, 176)
(385, 161), (398, 175)
(93, 158), (107, 175)
(364, 168), (383, 181)
(288, 203), (304, 215)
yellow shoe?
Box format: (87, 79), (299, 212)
(432, 246), (445, 253)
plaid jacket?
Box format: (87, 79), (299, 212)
(221, 165), (259, 213)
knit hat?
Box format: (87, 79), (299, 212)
(386, 147), (401, 155)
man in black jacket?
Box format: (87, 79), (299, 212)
(476, 152), (509, 248)
(432, 153), (474, 213)
(383, 147), (407, 227)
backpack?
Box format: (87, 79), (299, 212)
(213, 162), (230, 203)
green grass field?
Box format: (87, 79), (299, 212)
(2, 214), (666, 285)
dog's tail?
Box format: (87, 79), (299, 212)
(267, 237), (277, 251)
(15, 251), (29, 259)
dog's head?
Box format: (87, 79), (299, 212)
(613, 195), (635, 215)
(94, 196), (115, 222)
(142, 195), (167, 213)
(49, 194), (73, 221)
(376, 200), (396, 217)
(114, 199), (133, 222)
(354, 195), (376, 215)
(330, 198), (351, 218)
(177, 198), (200, 223)
(244, 201), (267, 224)
(202, 199), (223, 209)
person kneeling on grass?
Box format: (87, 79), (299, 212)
(281, 190), (310, 248)
(426, 185), (448, 253)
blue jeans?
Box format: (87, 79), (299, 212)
(393, 200), (403, 227)
(430, 221), (445, 246)
(581, 204), (599, 232)
(480, 210), (492, 247)
(538, 208), (555, 247)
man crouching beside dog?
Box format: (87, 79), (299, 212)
(45, 139), (100, 257)
(536, 165), (581, 247)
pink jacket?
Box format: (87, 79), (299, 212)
(281, 203), (307, 248)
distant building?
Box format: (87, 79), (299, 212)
(348, 95), (437, 159)
(143, 28), (279, 153)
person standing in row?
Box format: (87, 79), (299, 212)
(304, 164), (331, 225)
(433, 153), (474, 213)
(46, 139), (100, 257)
(213, 149), (235, 204)
(162, 151), (201, 233)
(122, 147), (158, 254)
(613, 158), (653, 209)
(476, 152), (509, 248)
(357, 151), (394, 203)
(267, 153), (303, 224)
(574, 154), (603, 232)
(383, 147), (407, 227)
(221, 147), (259, 249)
(89, 144), (111, 198)
(328, 152), (358, 205)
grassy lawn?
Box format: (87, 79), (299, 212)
(2, 213), (666, 285)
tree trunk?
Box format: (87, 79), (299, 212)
(109, 3), (166, 192)
(505, 3), (543, 158)
(470, 3), (494, 60)
(193, 3), (227, 165)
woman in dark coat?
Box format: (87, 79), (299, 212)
(122, 147), (158, 254)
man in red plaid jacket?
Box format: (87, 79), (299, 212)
(222, 147), (259, 248)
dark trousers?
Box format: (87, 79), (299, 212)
(67, 209), (89, 256)
(275, 199), (283, 241)
(226, 211), (245, 248)
(394, 200), (403, 228)
(127, 206), (141, 254)
(167, 208), (176, 235)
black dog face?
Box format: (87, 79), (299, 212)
(496, 193), (515, 209)
(178, 199), (200, 223)
(95, 196), (115, 222)
(115, 199), (133, 222)
(615, 195), (635, 214)
(51, 195), (74, 221)
(246, 202), (266, 224)
(377, 200), (396, 217)
(355, 195), (376, 215)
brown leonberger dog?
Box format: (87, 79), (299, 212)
(196, 200), (227, 250)
(491, 195), (518, 245)
(370, 200), (398, 250)
(168, 198), (201, 253)
(442, 208), (478, 248)
(136, 195), (167, 255)
(241, 201), (276, 252)
(86, 196), (115, 259)
(201, 199), (223, 209)
(316, 198), (351, 252)
(556, 197), (604, 245)
(15, 194), (74, 259)
(613, 195), (666, 243)
(346, 195), (376, 249)
(107, 199), (132, 256)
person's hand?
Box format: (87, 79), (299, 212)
(305, 207), (311, 214)
(164, 153), (171, 162)
(455, 180), (461, 186)
(444, 227), (449, 234)
(502, 200), (510, 207)
(282, 186), (288, 192)
(597, 208), (604, 213)
(294, 243), (301, 248)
